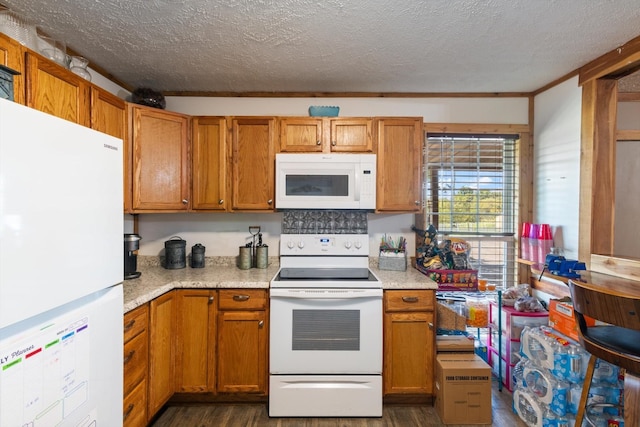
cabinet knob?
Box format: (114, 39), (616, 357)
(415, 200), (420, 206)
(428, 322), (434, 330)
(267, 199), (273, 205)
(182, 199), (188, 205)
(258, 320), (264, 328)
(218, 199), (224, 205)
(331, 140), (337, 146)
(316, 140), (321, 145)
(402, 296), (419, 303)
(208, 296), (214, 304)
(233, 294), (250, 302)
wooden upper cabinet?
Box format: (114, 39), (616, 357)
(25, 51), (90, 126)
(230, 117), (276, 211)
(330, 118), (373, 152)
(279, 118), (324, 152)
(90, 87), (130, 211)
(279, 117), (373, 152)
(129, 103), (190, 212)
(376, 118), (423, 212)
(0, 33), (25, 104)
(192, 117), (229, 211)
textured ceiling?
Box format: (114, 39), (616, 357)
(1, 0), (640, 94)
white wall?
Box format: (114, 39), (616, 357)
(135, 212), (417, 258)
(127, 96), (528, 257)
(532, 77), (582, 259)
(166, 96), (528, 124)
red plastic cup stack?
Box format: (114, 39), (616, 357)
(537, 224), (553, 265)
(520, 222), (531, 261)
(528, 223), (540, 263)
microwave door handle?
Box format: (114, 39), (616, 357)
(354, 169), (360, 201)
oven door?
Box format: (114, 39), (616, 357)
(269, 288), (382, 374)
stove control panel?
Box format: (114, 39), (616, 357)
(280, 234), (369, 256)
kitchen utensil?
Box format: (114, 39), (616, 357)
(249, 225), (261, 267)
(164, 236), (186, 269)
(190, 243), (205, 268)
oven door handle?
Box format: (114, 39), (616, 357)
(270, 289), (382, 299)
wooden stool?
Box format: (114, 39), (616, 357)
(568, 277), (640, 427)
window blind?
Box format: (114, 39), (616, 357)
(424, 134), (518, 288)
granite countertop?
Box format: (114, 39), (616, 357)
(123, 256), (437, 313)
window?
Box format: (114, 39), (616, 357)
(423, 134), (518, 288)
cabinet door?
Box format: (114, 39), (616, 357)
(90, 87), (129, 211)
(383, 311), (434, 395)
(217, 310), (267, 394)
(330, 118), (373, 152)
(192, 117), (228, 211)
(25, 52), (90, 126)
(130, 104), (190, 211)
(0, 33), (25, 104)
(230, 117), (276, 211)
(279, 118), (324, 152)
(376, 118), (423, 212)
(148, 291), (175, 418)
(175, 289), (217, 393)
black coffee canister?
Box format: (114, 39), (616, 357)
(164, 236), (186, 269)
(191, 243), (205, 268)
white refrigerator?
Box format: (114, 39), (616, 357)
(0, 98), (124, 426)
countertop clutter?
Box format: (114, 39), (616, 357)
(123, 256), (438, 313)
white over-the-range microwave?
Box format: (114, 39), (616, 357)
(275, 153), (377, 210)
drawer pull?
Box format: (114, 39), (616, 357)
(123, 403), (134, 421)
(402, 296), (419, 303)
(123, 319), (136, 331)
(233, 295), (250, 302)
(123, 350), (135, 364)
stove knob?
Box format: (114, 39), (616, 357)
(344, 241), (352, 249)
(354, 241), (362, 249)
(287, 241), (295, 249)
(297, 241), (305, 249)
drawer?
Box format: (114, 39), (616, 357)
(124, 304), (148, 343)
(384, 290), (434, 312)
(219, 289), (267, 310)
(123, 378), (147, 427)
(123, 330), (148, 396)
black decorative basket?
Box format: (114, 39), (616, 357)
(131, 87), (166, 109)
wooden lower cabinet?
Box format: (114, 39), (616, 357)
(383, 290), (435, 398)
(175, 289), (217, 392)
(123, 304), (148, 427)
(217, 289), (268, 394)
(148, 291), (175, 418)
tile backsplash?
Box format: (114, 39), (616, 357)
(281, 210), (368, 234)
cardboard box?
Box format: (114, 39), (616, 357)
(548, 299), (595, 341)
(435, 354), (492, 425)
(436, 335), (475, 353)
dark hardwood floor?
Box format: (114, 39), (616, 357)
(150, 381), (527, 427)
